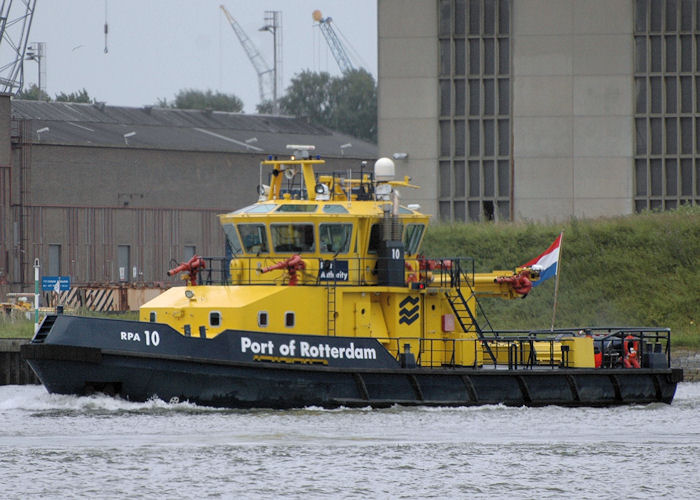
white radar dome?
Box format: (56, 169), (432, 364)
(374, 157), (395, 181)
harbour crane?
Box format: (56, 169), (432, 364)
(0, 0), (38, 95)
(220, 4), (280, 114)
(312, 9), (354, 74)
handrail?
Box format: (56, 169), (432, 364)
(376, 327), (672, 369)
(192, 255), (479, 288)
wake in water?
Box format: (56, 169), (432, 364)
(1, 381), (699, 414)
(0, 384), (211, 415)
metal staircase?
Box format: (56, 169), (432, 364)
(444, 262), (497, 364)
(30, 314), (57, 343)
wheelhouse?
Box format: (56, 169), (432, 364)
(218, 148), (428, 286)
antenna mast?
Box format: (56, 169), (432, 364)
(24, 40), (44, 94)
(259, 10), (282, 115)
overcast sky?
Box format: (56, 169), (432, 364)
(23, 0), (377, 112)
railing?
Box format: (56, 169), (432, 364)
(586, 326), (672, 369)
(482, 327), (671, 369)
(198, 257), (231, 285)
(379, 327), (672, 370)
(416, 257), (475, 289)
(196, 255), (477, 288)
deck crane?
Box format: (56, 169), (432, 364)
(312, 9), (354, 74)
(0, 0), (38, 95)
(219, 4), (278, 113)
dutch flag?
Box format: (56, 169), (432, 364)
(523, 233), (563, 287)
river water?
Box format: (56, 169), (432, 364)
(1, 383), (699, 499)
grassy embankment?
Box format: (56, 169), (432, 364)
(0, 316), (35, 338)
(421, 206), (700, 349)
(0, 310), (138, 339)
(2, 207), (698, 348)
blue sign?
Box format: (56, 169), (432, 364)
(42, 276), (71, 292)
(318, 260), (349, 282)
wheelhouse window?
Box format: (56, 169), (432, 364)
(270, 223), (315, 253)
(367, 224), (381, 254)
(238, 224), (269, 254)
(276, 204), (318, 212)
(322, 205), (349, 214)
(232, 204), (276, 215)
(403, 224), (425, 256)
(222, 223), (243, 255)
(258, 311), (268, 327)
(319, 223), (352, 254)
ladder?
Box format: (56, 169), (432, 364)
(444, 263), (497, 364)
(326, 282), (337, 336)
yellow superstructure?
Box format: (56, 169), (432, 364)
(140, 150), (552, 368)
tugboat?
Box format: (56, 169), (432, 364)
(22, 147), (683, 408)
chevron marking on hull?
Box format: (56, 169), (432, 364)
(399, 296), (420, 325)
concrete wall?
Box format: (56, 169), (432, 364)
(512, 0), (634, 221)
(29, 146), (263, 210)
(672, 350), (700, 382)
(377, 0), (636, 222)
(378, 0), (440, 218)
(0, 339), (40, 385)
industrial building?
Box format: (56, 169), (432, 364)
(378, 0), (700, 221)
(0, 97), (377, 300)
(4, 0), (700, 302)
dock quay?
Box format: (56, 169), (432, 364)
(0, 339), (40, 385)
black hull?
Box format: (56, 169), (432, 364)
(22, 316), (683, 409)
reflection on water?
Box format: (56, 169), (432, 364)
(1, 383), (699, 499)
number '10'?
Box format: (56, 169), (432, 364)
(145, 330), (160, 346)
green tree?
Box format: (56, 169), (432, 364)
(55, 88), (95, 103)
(279, 70), (333, 123)
(328, 69), (377, 143)
(15, 84), (51, 101)
(279, 69), (377, 143)
(160, 89), (244, 112)
(255, 99), (275, 114)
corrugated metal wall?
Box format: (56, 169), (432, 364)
(23, 205), (226, 284)
(0, 165), (9, 288)
(0, 113), (369, 295)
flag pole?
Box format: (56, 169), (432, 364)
(550, 231), (564, 331)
